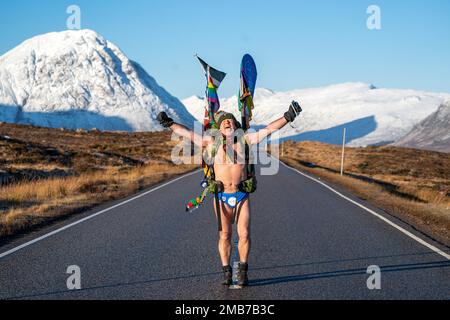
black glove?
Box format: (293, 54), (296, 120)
(157, 111), (174, 128)
(284, 101), (302, 123)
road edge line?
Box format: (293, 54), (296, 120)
(279, 159), (450, 261)
(0, 169), (202, 260)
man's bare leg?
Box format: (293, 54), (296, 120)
(236, 198), (251, 263)
(214, 200), (234, 266)
(235, 197), (251, 286)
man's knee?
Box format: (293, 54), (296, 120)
(238, 231), (250, 242)
(219, 231), (232, 242)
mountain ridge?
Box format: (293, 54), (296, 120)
(393, 101), (450, 153)
(0, 29), (194, 131)
(182, 82), (450, 148)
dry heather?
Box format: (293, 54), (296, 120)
(0, 123), (197, 240)
(280, 140), (450, 245)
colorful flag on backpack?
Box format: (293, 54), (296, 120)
(196, 55), (226, 129)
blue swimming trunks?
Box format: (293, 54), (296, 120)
(218, 191), (249, 209)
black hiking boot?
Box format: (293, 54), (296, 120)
(236, 262), (249, 286)
(222, 265), (232, 285)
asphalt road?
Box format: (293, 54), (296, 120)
(0, 158), (449, 300)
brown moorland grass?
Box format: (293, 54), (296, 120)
(0, 122), (198, 240)
(279, 140), (450, 245)
(0, 163), (197, 239)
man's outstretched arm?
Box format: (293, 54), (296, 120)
(157, 112), (212, 147)
(245, 101), (302, 145)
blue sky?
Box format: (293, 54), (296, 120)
(0, 0), (449, 99)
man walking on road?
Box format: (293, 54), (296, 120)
(157, 101), (302, 286)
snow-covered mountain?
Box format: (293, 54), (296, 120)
(0, 29), (194, 131)
(393, 101), (450, 153)
(183, 83), (450, 147)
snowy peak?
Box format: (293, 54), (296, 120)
(394, 101), (450, 152)
(1, 29), (107, 61)
(0, 29), (194, 131)
(254, 87), (275, 99)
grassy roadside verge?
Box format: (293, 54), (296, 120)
(0, 163), (197, 241)
(0, 123), (198, 241)
(279, 141), (450, 246)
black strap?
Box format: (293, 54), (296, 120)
(215, 192), (222, 232)
(233, 197), (245, 226)
(232, 195), (238, 225)
(212, 169), (222, 232)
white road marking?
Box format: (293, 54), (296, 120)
(279, 160), (450, 261)
(0, 169), (202, 259)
